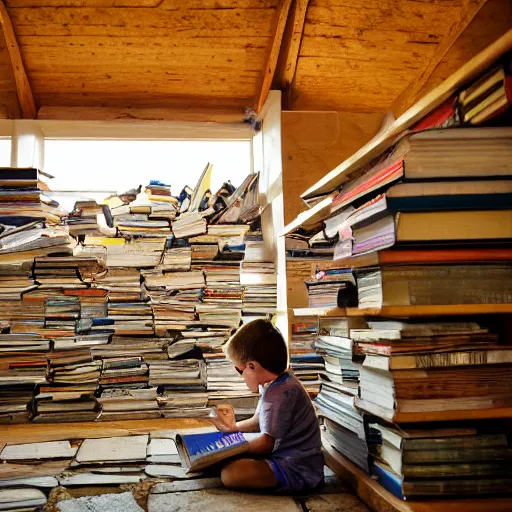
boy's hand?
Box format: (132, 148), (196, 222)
(209, 404), (237, 432)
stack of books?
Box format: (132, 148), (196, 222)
(0, 168), (275, 423)
(289, 321), (324, 396)
(371, 423), (512, 499)
(240, 260), (277, 322)
(356, 319), (512, 422)
(305, 268), (357, 309)
(65, 200), (113, 236)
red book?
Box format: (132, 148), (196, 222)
(64, 288), (107, 297)
(379, 248), (512, 265)
(331, 160), (404, 213)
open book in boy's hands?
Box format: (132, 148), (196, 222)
(176, 431), (253, 472)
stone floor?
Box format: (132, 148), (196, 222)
(44, 467), (371, 512)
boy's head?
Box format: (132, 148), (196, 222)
(224, 319), (288, 392)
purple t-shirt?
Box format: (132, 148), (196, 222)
(258, 371), (324, 491)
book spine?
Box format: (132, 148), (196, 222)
(390, 350), (511, 370)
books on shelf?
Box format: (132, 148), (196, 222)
(371, 423), (512, 499)
(293, 47), (512, 504)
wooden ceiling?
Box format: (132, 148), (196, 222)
(0, 0), (509, 120)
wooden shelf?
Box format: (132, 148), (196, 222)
(293, 306), (346, 317)
(355, 398), (512, 424)
(294, 304), (512, 318)
(322, 440), (512, 512)
(279, 194), (334, 236)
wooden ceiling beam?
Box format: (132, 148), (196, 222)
(391, 0), (488, 117)
(37, 105), (247, 124)
(0, 0), (36, 119)
(273, 0), (310, 110)
(256, 0), (293, 114)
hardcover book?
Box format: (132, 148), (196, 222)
(176, 431), (250, 472)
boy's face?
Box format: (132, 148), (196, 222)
(232, 359), (261, 393)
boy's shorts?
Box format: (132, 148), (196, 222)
(265, 458), (289, 490)
(265, 458), (325, 493)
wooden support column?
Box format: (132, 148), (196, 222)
(256, 0), (293, 114)
(0, 1), (36, 119)
(392, 0), (488, 116)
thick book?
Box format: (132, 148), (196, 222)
(350, 209), (512, 258)
(357, 263), (512, 309)
(331, 127), (512, 213)
(176, 431), (250, 472)
(384, 180), (512, 214)
(364, 348), (512, 371)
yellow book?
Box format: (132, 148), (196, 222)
(84, 236), (125, 246)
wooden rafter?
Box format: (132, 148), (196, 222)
(273, 0), (310, 109)
(392, 0), (488, 116)
(256, 0), (294, 114)
(0, 0), (36, 119)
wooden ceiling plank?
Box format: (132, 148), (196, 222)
(398, 0), (512, 102)
(37, 105), (246, 123)
(391, 0), (489, 116)
(0, 0), (35, 118)
(256, 0), (293, 113)
(6, 0), (278, 8)
(9, 7), (275, 36)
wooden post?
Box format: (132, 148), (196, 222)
(0, 1), (36, 119)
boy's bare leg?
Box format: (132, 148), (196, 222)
(221, 458), (277, 489)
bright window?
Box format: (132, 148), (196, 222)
(0, 139), (11, 167)
(43, 139), (252, 210)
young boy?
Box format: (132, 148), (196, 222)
(212, 319), (324, 492)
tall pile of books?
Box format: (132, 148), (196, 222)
(0, 166), (275, 424)
(300, 54), (512, 500)
(288, 321), (324, 396)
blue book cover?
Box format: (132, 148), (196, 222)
(373, 461), (404, 500)
(176, 431), (249, 472)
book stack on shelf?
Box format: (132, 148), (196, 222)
(0, 166), (274, 424)
(289, 49), (512, 502)
(288, 320), (324, 396)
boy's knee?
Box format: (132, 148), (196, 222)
(221, 462), (241, 488)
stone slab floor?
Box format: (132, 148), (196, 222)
(44, 468), (371, 512)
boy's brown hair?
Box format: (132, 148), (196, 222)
(224, 319), (288, 375)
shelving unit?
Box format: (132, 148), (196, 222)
(282, 29), (512, 512)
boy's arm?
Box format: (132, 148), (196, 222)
(247, 433), (275, 455)
(235, 412), (260, 433)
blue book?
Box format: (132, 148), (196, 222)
(176, 431), (249, 472)
(373, 461), (404, 500)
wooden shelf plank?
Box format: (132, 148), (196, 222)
(279, 194), (334, 236)
(323, 440), (512, 512)
(294, 304), (512, 318)
(300, 29), (512, 201)
(355, 398), (512, 424)
(293, 307), (347, 317)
